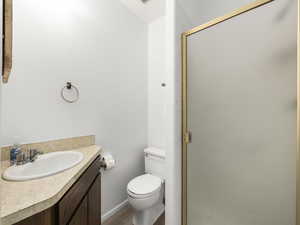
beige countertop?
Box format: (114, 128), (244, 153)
(0, 145), (102, 225)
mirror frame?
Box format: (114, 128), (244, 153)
(2, 0), (13, 84)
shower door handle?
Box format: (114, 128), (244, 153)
(184, 131), (192, 144)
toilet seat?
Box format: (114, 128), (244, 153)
(127, 174), (162, 199)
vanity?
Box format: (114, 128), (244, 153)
(14, 156), (101, 225)
(1, 142), (102, 225)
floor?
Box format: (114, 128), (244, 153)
(103, 205), (165, 225)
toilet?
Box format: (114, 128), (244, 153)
(127, 147), (165, 225)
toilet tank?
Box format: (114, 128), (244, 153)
(144, 147), (166, 180)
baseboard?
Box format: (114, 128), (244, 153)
(101, 199), (129, 223)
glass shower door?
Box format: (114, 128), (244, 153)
(184, 1), (297, 225)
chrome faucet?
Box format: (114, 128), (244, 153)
(14, 149), (43, 165)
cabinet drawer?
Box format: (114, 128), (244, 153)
(58, 157), (100, 225)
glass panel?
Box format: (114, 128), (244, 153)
(187, 1), (297, 225)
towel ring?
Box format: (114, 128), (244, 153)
(61, 82), (79, 103)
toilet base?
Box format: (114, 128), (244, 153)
(133, 203), (164, 225)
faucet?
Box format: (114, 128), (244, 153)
(13, 149), (43, 165)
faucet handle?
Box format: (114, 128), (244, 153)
(29, 149), (43, 162)
(29, 149), (37, 157)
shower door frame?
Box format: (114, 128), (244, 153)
(181, 0), (300, 224)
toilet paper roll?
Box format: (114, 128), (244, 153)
(101, 152), (116, 170)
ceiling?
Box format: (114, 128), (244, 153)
(120, 0), (165, 23)
(119, 0), (296, 27)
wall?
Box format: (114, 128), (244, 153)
(178, 0), (263, 28)
(164, 0), (191, 224)
(148, 16), (167, 149)
(1, 0), (148, 216)
(120, 0), (165, 23)
(147, 13), (185, 225)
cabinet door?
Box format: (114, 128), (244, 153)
(59, 158), (101, 225)
(68, 196), (88, 225)
(14, 208), (56, 225)
(88, 174), (101, 225)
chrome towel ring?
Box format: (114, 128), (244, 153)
(61, 82), (80, 103)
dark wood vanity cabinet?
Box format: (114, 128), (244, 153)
(15, 157), (101, 225)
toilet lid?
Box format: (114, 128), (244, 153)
(127, 174), (161, 196)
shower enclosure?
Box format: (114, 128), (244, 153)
(181, 0), (298, 224)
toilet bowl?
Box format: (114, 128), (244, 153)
(127, 174), (164, 225)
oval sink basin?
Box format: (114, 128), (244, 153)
(3, 151), (84, 181)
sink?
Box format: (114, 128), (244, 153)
(3, 151), (84, 181)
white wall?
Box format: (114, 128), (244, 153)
(148, 17), (167, 149)
(178, 0), (261, 27)
(120, 0), (165, 23)
(163, 1), (191, 225)
(1, 0), (148, 216)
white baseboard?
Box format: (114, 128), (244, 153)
(101, 199), (129, 223)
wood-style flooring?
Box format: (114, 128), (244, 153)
(102, 205), (165, 225)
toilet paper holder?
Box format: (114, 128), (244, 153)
(100, 159), (107, 169)
(99, 152), (115, 170)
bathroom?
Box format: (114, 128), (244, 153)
(0, 0), (298, 225)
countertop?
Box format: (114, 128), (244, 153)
(0, 145), (102, 225)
